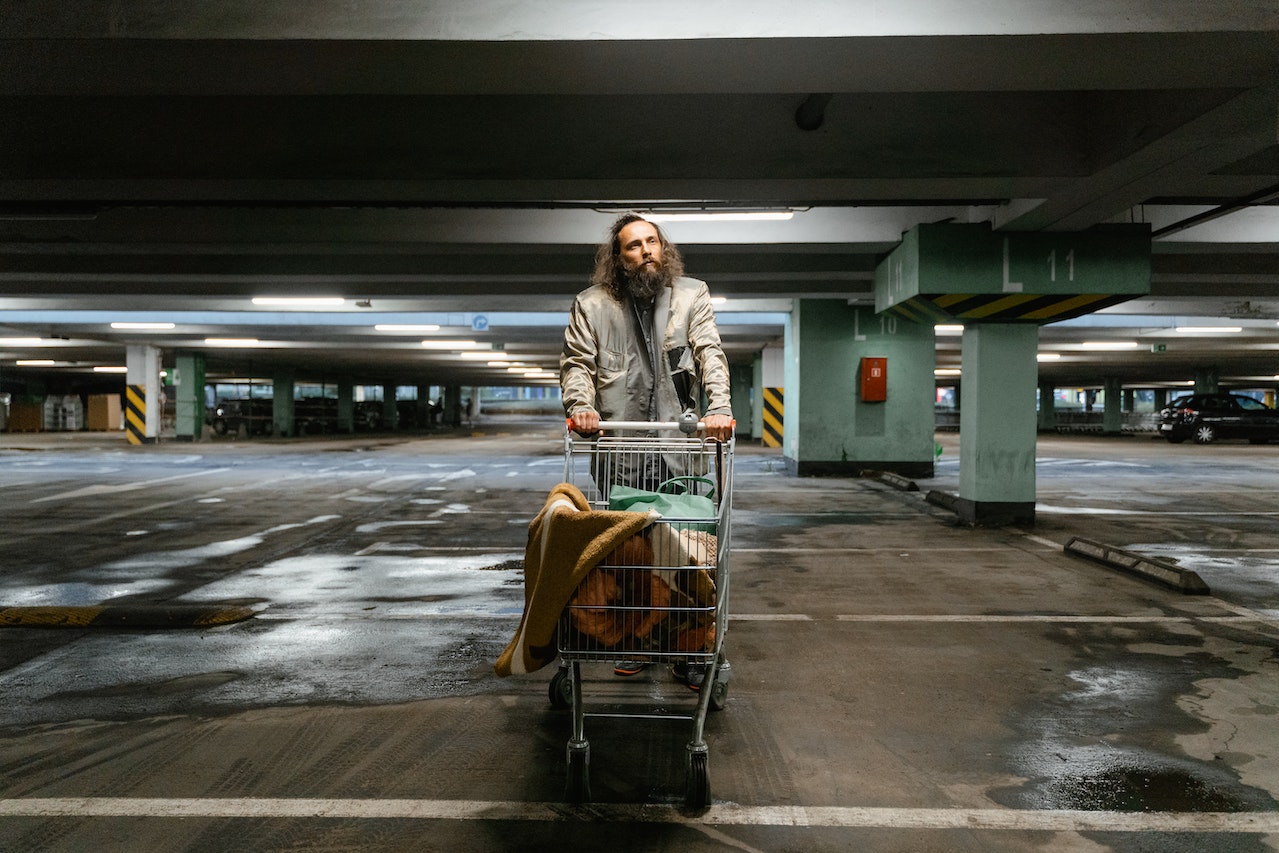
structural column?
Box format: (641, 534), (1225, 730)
(382, 384), (398, 430)
(337, 380), (355, 433)
(729, 362), (754, 440)
(273, 368), (295, 436)
(125, 344), (162, 445)
(1194, 368), (1220, 394)
(783, 299), (935, 478)
(1037, 380), (1057, 432)
(1103, 376), (1123, 434)
(957, 324), (1037, 526)
(172, 350), (206, 442)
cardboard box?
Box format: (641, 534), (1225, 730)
(87, 394), (123, 431)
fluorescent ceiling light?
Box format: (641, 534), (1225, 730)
(934, 368), (962, 376)
(375, 324), (441, 332)
(1174, 326), (1242, 334)
(251, 297), (345, 306)
(16, 359), (57, 366)
(0, 337), (54, 346)
(421, 340), (486, 350)
(204, 338), (262, 347)
(934, 325), (965, 334)
(93, 366), (128, 373)
(1037, 353), (1061, 361)
(1080, 341), (1140, 350)
(111, 322), (175, 330)
(458, 349), (504, 359)
(643, 211), (793, 222)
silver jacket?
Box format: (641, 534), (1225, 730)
(560, 276), (733, 426)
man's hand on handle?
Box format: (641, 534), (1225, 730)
(702, 413), (733, 442)
(569, 409), (600, 436)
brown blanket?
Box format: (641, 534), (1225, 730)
(494, 482), (655, 676)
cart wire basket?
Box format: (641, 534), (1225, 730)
(549, 418), (734, 809)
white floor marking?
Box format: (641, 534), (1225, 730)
(2, 798), (1277, 833)
(31, 468), (230, 503)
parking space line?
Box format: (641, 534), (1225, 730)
(2, 798), (1277, 833)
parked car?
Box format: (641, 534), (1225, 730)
(1159, 393), (1279, 444)
(294, 397), (338, 434)
(208, 398), (274, 436)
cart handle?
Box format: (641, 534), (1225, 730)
(566, 414), (735, 436)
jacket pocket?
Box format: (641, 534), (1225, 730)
(597, 349), (627, 416)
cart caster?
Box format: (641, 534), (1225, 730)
(566, 741), (591, 804)
(707, 659), (730, 712)
(548, 668), (572, 710)
(685, 747), (710, 810)
(708, 678), (728, 712)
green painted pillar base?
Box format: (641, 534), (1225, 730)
(955, 497), (1036, 527)
(1103, 376), (1123, 434)
(173, 351), (206, 442)
(273, 368), (296, 436)
(337, 380), (355, 433)
(958, 324), (1038, 527)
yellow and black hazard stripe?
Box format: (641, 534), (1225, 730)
(125, 383), (151, 445)
(887, 293), (1133, 324)
(762, 387), (783, 448)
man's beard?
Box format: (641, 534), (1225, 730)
(622, 261), (673, 302)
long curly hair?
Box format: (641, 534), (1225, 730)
(590, 213), (685, 301)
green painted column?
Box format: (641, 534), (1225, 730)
(729, 363), (754, 440)
(1194, 368), (1220, 394)
(784, 299), (935, 477)
(1103, 377), (1123, 434)
(1037, 380), (1057, 432)
(337, 380), (355, 433)
(383, 384), (398, 430)
(272, 368), (295, 436)
(957, 324), (1037, 526)
(750, 355), (764, 442)
(172, 351), (206, 442)
(1153, 388), (1169, 409)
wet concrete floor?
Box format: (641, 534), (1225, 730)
(0, 420), (1277, 851)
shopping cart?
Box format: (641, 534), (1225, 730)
(548, 417), (733, 809)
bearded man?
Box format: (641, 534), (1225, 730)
(560, 214), (734, 447)
(560, 213), (734, 683)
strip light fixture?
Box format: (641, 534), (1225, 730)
(111, 322), (175, 330)
(251, 297), (345, 307)
(421, 340), (487, 350)
(643, 211), (793, 222)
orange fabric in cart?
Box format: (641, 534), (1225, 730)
(494, 482), (655, 677)
(569, 528), (718, 654)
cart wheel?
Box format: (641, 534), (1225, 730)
(685, 750), (711, 810)
(709, 678), (729, 712)
(548, 668), (572, 710)
(566, 745), (591, 804)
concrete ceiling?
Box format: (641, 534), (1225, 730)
(2, 1), (1278, 392)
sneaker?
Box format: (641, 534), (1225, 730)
(613, 661), (649, 677)
(682, 663), (709, 691)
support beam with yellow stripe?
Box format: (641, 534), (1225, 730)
(761, 387), (783, 448)
(125, 384), (150, 445)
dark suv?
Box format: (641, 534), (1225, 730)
(1159, 393), (1279, 444)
